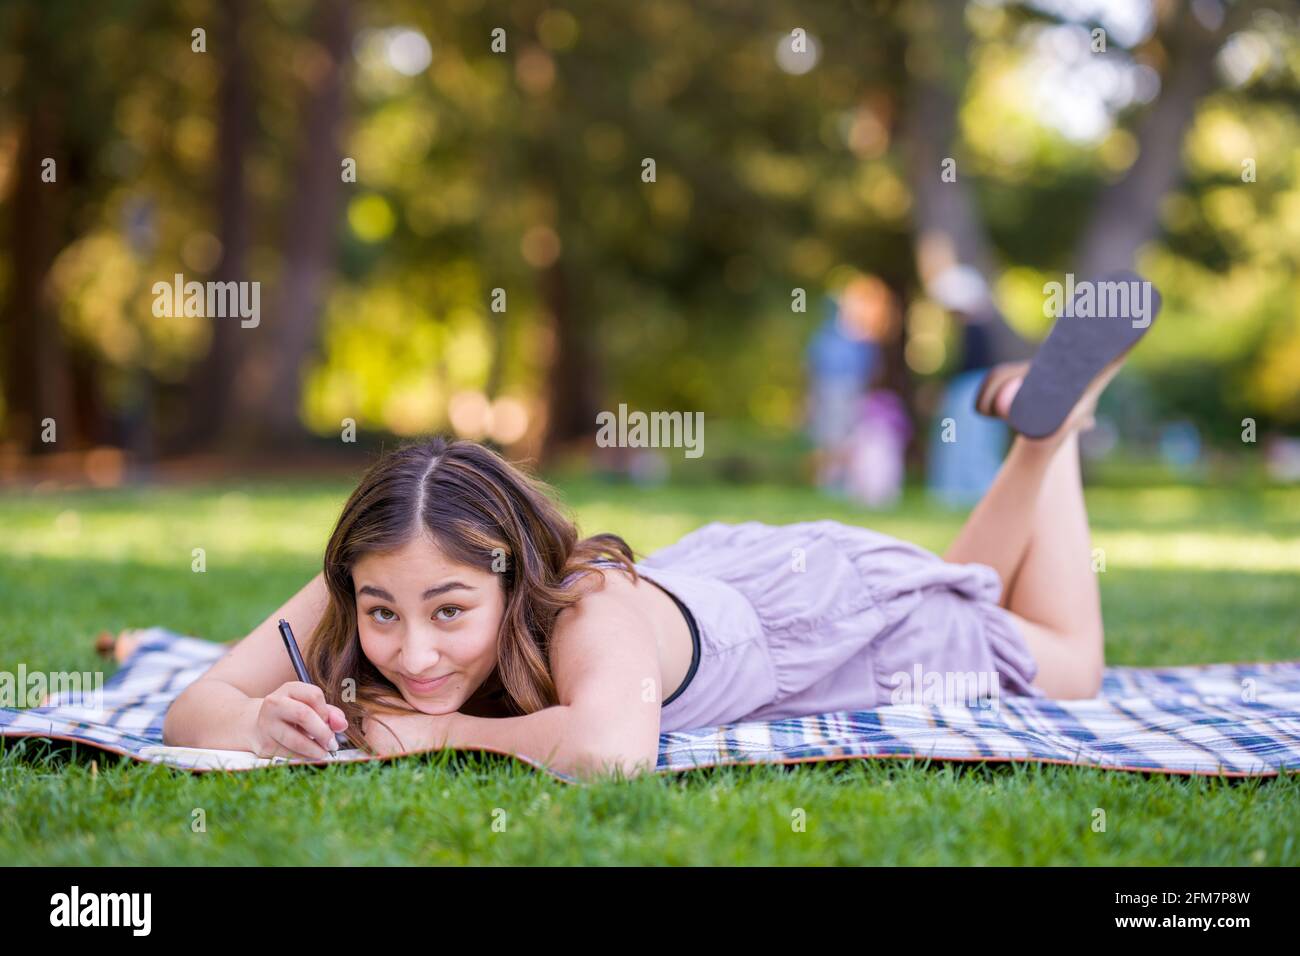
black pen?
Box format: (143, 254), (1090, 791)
(277, 618), (352, 753)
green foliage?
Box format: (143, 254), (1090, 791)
(1, 1), (1298, 448)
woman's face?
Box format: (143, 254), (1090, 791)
(352, 530), (505, 715)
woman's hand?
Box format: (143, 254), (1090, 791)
(249, 681), (348, 760)
(361, 708), (459, 756)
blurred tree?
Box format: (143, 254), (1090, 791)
(0, 0), (1297, 467)
(223, 0), (352, 450)
(903, 0), (1034, 366)
(1, 4), (93, 453)
(1076, 0), (1263, 279)
(183, 0), (254, 451)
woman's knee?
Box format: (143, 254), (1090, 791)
(1076, 663), (1104, 698)
(1059, 654), (1103, 698)
(1036, 627), (1104, 698)
(1063, 620), (1104, 697)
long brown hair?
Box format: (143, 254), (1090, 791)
(304, 434), (639, 752)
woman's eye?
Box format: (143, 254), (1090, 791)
(368, 607), (397, 624)
(435, 606), (462, 622)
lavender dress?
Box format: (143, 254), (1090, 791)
(616, 519), (1046, 734)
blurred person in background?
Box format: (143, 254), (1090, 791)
(927, 296), (1034, 508)
(805, 285), (878, 494)
(845, 389), (912, 508)
(840, 277), (909, 507)
(805, 275), (901, 500)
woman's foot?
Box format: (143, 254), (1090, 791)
(973, 270), (1162, 440)
(95, 629), (145, 663)
(977, 362), (1098, 444)
(974, 360), (1030, 420)
(999, 371), (1101, 436)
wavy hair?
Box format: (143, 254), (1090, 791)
(304, 435), (639, 752)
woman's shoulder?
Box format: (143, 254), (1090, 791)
(558, 559), (637, 600)
(550, 566), (656, 664)
(558, 551), (637, 581)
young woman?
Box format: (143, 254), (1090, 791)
(162, 302), (1156, 781)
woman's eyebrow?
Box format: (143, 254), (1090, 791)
(357, 582), (476, 601)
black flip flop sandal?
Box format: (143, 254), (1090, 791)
(1008, 269), (1162, 439)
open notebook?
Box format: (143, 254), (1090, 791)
(135, 745), (372, 770)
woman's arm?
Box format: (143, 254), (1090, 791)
(364, 706), (651, 779)
(455, 709), (652, 778)
(162, 571), (330, 750)
(544, 572), (666, 777)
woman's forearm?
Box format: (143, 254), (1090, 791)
(405, 706), (653, 780)
(162, 678), (262, 752)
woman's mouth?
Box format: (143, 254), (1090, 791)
(403, 672), (453, 694)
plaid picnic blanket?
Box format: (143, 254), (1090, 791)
(3, 626), (1299, 782)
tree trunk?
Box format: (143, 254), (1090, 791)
(532, 131), (602, 465)
(181, 0), (252, 452)
(1076, 3), (1242, 278)
(235, 0), (349, 447)
(0, 15), (76, 454)
(902, 0), (1033, 368)
(538, 251), (602, 463)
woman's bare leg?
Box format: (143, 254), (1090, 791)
(942, 435), (1063, 594)
(942, 382), (1106, 698)
(1000, 432), (1104, 698)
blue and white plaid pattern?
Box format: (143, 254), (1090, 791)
(3, 627), (1299, 782)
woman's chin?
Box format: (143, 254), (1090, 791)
(406, 695), (458, 716)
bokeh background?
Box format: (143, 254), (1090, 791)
(1, 0), (1298, 488)
(3, 0), (1300, 867)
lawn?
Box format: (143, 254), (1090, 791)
(2, 472), (1298, 865)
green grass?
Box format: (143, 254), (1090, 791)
(2, 474), (1298, 865)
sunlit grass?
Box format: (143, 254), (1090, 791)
(1, 475), (1298, 865)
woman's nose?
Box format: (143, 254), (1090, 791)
(399, 627), (442, 672)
